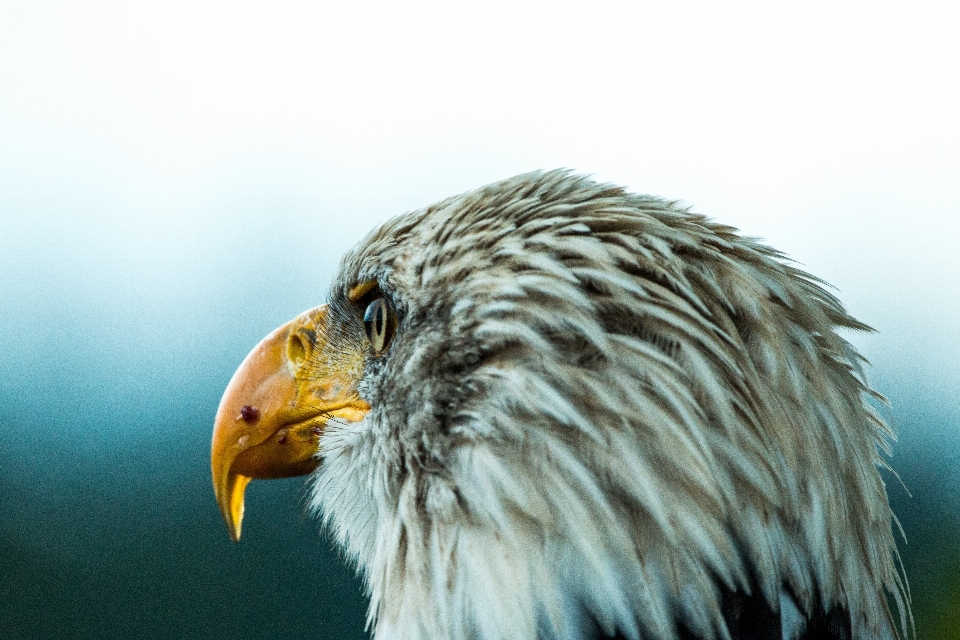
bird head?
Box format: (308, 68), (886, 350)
(211, 171), (908, 639)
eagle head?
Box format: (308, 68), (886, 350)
(211, 171), (908, 640)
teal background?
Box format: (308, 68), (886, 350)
(2, 3), (958, 638)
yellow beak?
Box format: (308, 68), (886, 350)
(211, 305), (370, 541)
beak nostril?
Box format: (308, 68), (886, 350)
(287, 331), (308, 366)
(239, 404), (260, 423)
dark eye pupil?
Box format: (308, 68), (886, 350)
(363, 297), (394, 354)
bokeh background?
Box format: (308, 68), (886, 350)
(2, 2), (958, 638)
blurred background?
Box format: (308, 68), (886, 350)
(1, 2), (958, 638)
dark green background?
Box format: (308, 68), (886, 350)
(0, 243), (370, 639)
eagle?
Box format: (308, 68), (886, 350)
(211, 171), (909, 640)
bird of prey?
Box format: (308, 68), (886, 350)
(211, 171), (909, 640)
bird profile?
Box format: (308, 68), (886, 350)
(211, 170), (910, 640)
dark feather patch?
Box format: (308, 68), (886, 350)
(572, 582), (854, 640)
(797, 605), (851, 640)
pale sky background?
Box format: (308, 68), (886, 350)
(2, 2), (959, 638)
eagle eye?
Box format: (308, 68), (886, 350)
(363, 297), (395, 355)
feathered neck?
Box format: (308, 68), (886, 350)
(309, 170), (907, 640)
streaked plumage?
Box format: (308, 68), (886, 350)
(212, 170), (909, 640)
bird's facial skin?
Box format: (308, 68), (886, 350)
(211, 304), (370, 541)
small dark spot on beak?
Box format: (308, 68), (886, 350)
(239, 404), (260, 423)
